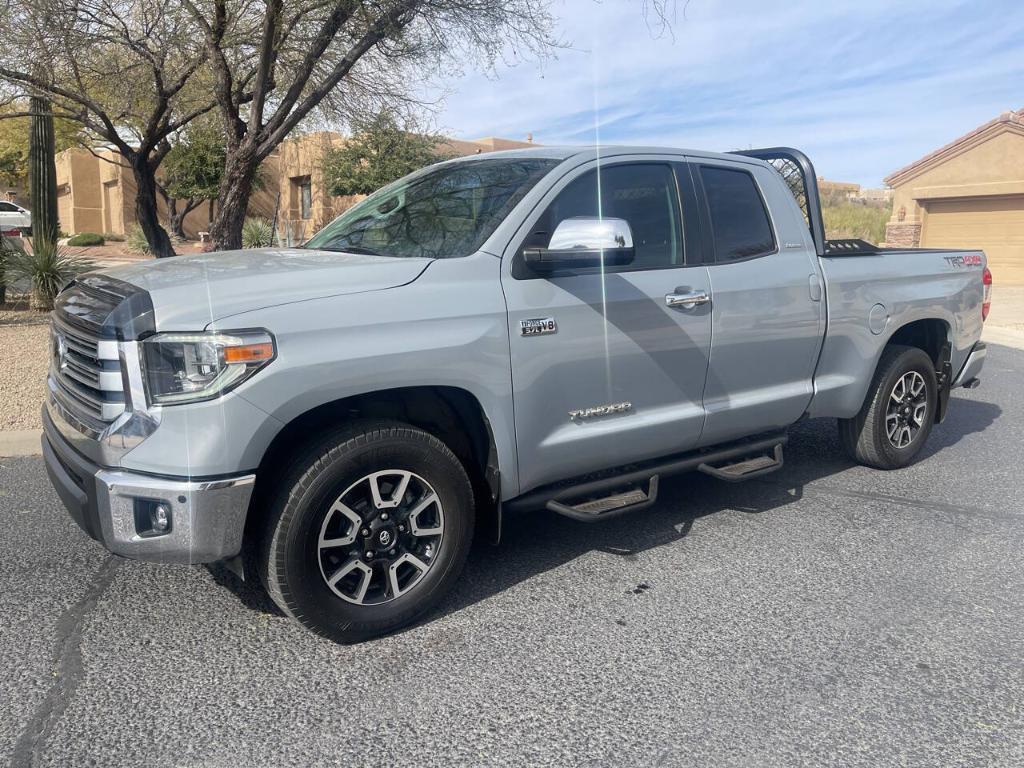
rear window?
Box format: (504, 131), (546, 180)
(700, 166), (775, 261)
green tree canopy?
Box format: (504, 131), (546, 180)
(323, 114), (449, 198)
(160, 126), (225, 202)
(0, 105), (83, 188)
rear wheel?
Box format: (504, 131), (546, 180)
(838, 345), (938, 469)
(259, 422), (474, 643)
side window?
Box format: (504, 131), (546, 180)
(700, 166), (775, 261)
(525, 163), (683, 270)
(0, 202), (17, 212)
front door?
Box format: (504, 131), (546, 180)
(501, 159), (713, 493)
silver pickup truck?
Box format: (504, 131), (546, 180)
(42, 147), (991, 642)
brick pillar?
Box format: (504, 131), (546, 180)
(883, 222), (922, 248)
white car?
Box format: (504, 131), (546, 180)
(0, 200), (31, 234)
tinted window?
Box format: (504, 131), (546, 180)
(701, 166), (775, 261)
(306, 158), (558, 259)
(0, 202), (17, 212)
(528, 164), (682, 270)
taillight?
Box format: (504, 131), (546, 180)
(982, 266), (992, 322)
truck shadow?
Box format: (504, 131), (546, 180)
(208, 397), (1001, 625)
(433, 396), (1001, 623)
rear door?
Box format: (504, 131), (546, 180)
(501, 158), (712, 493)
(689, 159), (824, 445)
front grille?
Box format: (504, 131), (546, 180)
(50, 304), (127, 429)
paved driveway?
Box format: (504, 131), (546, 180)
(2, 346), (1022, 767)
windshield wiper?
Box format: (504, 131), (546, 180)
(314, 245), (385, 256)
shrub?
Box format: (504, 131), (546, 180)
(823, 201), (892, 245)
(242, 217), (274, 248)
(126, 225), (152, 255)
(6, 240), (93, 311)
(0, 234), (15, 305)
(67, 232), (105, 246)
(103, 232), (126, 242)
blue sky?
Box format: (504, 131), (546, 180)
(438, 0), (1024, 187)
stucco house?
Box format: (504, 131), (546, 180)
(53, 132), (537, 244)
(274, 132), (537, 242)
(884, 108), (1024, 284)
(54, 148), (278, 240)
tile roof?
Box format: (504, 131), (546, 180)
(884, 108), (1024, 185)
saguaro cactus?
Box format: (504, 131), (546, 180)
(29, 94), (59, 249)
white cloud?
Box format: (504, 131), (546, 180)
(435, 0), (1024, 185)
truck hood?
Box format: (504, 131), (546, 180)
(100, 247), (433, 329)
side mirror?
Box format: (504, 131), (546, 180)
(522, 217), (635, 272)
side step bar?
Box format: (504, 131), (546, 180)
(697, 444), (784, 483)
(505, 432), (788, 521)
(547, 476), (659, 522)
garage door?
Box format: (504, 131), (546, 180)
(923, 196), (1024, 284)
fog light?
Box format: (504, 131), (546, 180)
(134, 499), (173, 537)
(152, 504), (171, 532)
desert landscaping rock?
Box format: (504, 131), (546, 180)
(0, 297), (50, 431)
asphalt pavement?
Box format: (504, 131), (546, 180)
(1, 345), (1022, 767)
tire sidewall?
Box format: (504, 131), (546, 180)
(274, 431), (473, 639)
(871, 350), (937, 468)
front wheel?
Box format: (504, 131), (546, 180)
(838, 345), (938, 470)
(259, 422), (475, 643)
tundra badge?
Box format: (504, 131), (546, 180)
(569, 402), (633, 421)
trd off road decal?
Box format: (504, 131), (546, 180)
(944, 254), (982, 268)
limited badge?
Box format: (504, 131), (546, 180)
(520, 317), (557, 336)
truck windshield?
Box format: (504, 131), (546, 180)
(304, 157), (559, 259)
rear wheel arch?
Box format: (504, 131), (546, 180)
(883, 317), (952, 368)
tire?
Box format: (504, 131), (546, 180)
(838, 345), (938, 470)
(258, 421), (475, 643)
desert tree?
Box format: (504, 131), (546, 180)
(322, 110), (449, 197)
(0, 102), (83, 189)
(181, 0), (559, 250)
(0, 0), (215, 257)
(158, 125), (226, 239)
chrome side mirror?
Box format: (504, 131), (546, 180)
(549, 217), (633, 251)
(523, 216), (635, 272)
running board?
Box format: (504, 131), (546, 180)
(697, 443), (784, 482)
(546, 476), (659, 523)
(503, 432), (789, 520)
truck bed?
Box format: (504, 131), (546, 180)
(823, 239), (975, 258)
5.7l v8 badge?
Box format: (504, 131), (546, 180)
(520, 317), (557, 336)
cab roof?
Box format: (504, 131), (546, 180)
(445, 145), (765, 166)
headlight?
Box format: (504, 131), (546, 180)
(141, 330), (276, 405)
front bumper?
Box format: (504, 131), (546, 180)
(42, 407), (255, 564)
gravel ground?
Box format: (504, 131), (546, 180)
(0, 295), (50, 430)
(1, 344), (1021, 767)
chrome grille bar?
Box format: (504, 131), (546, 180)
(50, 302), (126, 427)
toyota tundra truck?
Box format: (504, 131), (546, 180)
(41, 147), (991, 642)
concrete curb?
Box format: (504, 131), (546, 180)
(0, 429), (42, 457)
(983, 325), (1024, 351)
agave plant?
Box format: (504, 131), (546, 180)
(7, 240), (93, 311)
(242, 217), (274, 248)
(126, 224), (152, 255)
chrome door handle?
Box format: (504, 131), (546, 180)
(665, 290), (710, 309)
